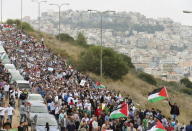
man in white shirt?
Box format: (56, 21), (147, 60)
(0, 106), (6, 126)
(4, 83), (10, 99)
(81, 114), (90, 123)
(6, 104), (14, 123)
(54, 104), (60, 120)
(41, 37), (44, 45)
(92, 117), (99, 131)
(84, 101), (92, 112)
(50, 101), (55, 114)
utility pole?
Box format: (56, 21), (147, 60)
(49, 3), (69, 41)
(21, 0), (23, 30)
(38, 1), (47, 32)
(88, 10), (115, 82)
(1, 0), (2, 23)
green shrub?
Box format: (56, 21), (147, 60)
(180, 88), (192, 95)
(22, 22), (34, 32)
(138, 72), (157, 85)
(56, 33), (75, 42)
(180, 78), (192, 88)
(6, 19), (34, 32)
(6, 19), (15, 25)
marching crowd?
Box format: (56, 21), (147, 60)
(0, 25), (192, 131)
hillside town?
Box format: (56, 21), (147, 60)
(24, 10), (192, 82)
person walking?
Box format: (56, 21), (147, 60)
(168, 101), (180, 120)
(3, 119), (12, 130)
(3, 82), (10, 99)
(45, 122), (50, 131)
(92, 117), (99, 131)
(0, 106), (6, 129)
(6, 104), (15, 124)
(20, 102), (27, 122)
(59, 112), (67, 131)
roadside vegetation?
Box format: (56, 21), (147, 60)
(6, 19), (34, 32)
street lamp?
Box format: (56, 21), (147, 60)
(183, 10), (192, 13)
(21, 0), (23, 30)
(88, 10), (115, 81)
(49, 3), (70, 40)
(1, 0), (2, 23)
(37, 1), (47, 32)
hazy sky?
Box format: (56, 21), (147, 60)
(2, 0), (192, 25)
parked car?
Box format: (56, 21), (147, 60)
(4, 64), (16, 70)
(27, 102), (49, 125)
(1, 53), (11, 64)
(8, 69), (24, 83)
(31, 114), (59, 131)
(15, 80), (30, 90)
(0, 45), (5, 53)
(26, 94), (44, 104)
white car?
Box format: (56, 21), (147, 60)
(4, 64), (16, 70)
(31, 114), (59, 131)
(27, 102), (49, 125)
(26, 94), (44, 104)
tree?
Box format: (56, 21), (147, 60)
(6, 19), (14, 25)
(22, 22), (34, 32)
(78, 46), (132, 80)
(120, 54), (135, 69)
(76, 32), (88, 47)
(180, 78), (192, 88)
(56, 33), (74, 42)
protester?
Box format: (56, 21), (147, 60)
(92, 117), (99, 131)
(18, 121), (28, 131)
(0, 106), (6, 129)
(6, 104), (15, 124)
(20, 102), (27, 123)
(168, 101), (180, 120)
(3, 82), (10, 99)
(45, 122), (50, 131)
(186, 121), (192, 131)
(3, 119), (12, 130)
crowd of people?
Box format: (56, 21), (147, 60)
(0, 25), (191, 131)
(0, 61), (17, 130)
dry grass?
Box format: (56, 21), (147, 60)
(29, 31), (192, 124)
(28, 31), (84, 61)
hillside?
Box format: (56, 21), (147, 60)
(27, 30), (192, 124)
(26, 10), (192, 82)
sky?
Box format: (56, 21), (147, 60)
(2, 0), (192, 25)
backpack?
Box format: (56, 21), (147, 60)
(20, 93), (26, 100)
(60, 117), (65, 127)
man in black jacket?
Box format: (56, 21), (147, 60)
(186, 121), (192, 131)
(168, 101), (180, 120)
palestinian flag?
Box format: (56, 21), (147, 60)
(148, 121), (166, 131)
(110, 102), (129, 119)
(96, 84), (106, 88)
(148, 87), (168, 103)
(8, 128), (18, 131)
(95, 81), (106, 88)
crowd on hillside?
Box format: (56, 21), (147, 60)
(0, 25), (192, 131)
